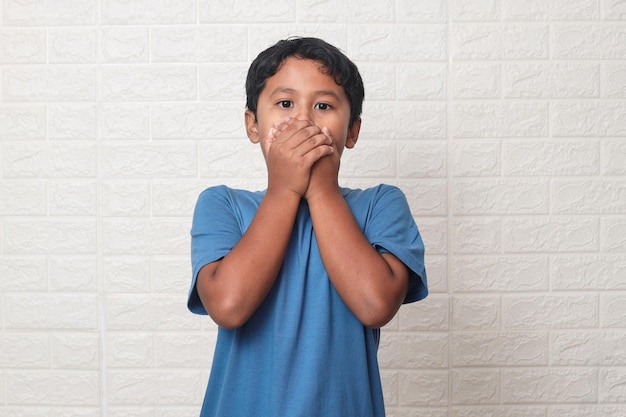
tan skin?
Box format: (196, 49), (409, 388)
(196, 57), (410, 329)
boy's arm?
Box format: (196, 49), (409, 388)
(196, 190), (300, 329)
(196, 119), (333, 329)
(305, 140), (410, 329)
(307, 189), (410, 328)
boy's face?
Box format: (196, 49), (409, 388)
(245, 57), (360, 158)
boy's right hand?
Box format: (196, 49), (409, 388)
(264, 118), (334, 198)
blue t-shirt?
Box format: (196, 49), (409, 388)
(189, 184), (427, 417)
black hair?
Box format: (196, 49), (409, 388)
(245, 37), (364, 128)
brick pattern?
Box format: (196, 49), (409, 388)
(1, 1), (625, 416)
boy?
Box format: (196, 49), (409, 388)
(188, 37), (427, 417)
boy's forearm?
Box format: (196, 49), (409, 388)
(307, 189), (409, 328)
(196, 189), (300, 328)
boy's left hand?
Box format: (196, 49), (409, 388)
(305, 127), (341, 201)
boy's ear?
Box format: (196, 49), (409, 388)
(345, 118), (361, 149)
(245, 110), (260, 143)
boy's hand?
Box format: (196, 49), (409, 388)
(305, 127), (341, 202)
(265, 118), (333, 198)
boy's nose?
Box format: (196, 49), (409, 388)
(291, 106), (314, 124)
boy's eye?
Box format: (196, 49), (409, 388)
(314, 103), (331, 110)
(277, 100), (293, 108)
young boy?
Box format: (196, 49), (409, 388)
(188, 37), (427, 417)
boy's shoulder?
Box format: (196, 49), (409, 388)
(198, 184), (264, 200)
(342, 183), (406, 203)
(195, 185), (265, 212)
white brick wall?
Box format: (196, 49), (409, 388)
(0, 1), (625, 416)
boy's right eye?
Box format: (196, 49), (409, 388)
(277, 100), (293, 108)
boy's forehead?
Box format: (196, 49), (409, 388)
(274, 57), (330, 78)
(265, 57), (341, 90)
(280, 56), (327, 71)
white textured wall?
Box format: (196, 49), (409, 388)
(1, 1), (625, 416)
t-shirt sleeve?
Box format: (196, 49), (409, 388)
(188, 186), (243, 315)
(365, 185), (428, 304)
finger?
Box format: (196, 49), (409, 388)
(274, 118), (314, 139)
(321, 126), (334, 144)
(263, 127), (278, 145)
(274, 117), (291, 128)
(268, 127), (278, 142)
(321, 127), (338, 152)
(301, 140), (334, 165)
(276, 123), (324, 149)
(295, 131), (334, 157)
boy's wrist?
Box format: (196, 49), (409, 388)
(304, 184), (342, 205)
(265, 186), (304, 205)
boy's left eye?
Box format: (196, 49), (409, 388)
(278, 100), (293, 108)
(314, 103), (332, 110)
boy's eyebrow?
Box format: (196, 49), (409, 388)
(315, 90), (342, 101)
(268, 87), (297, 96)
(269, 87), (342, 101)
